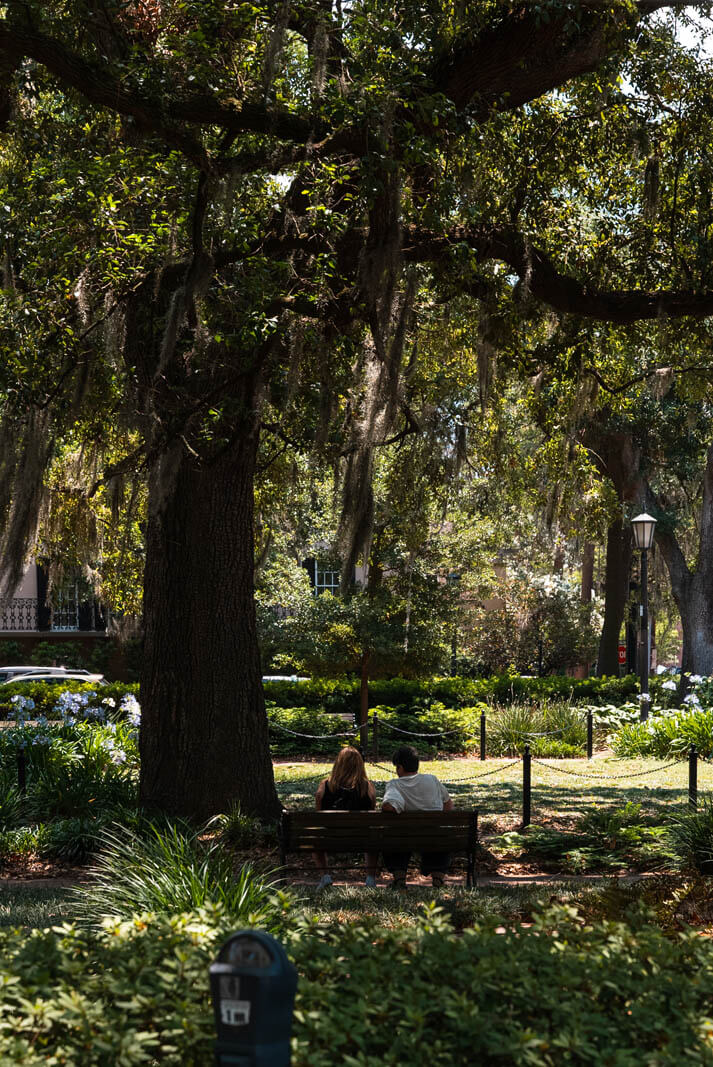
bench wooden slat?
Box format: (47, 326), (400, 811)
(279, 809), (478, 886)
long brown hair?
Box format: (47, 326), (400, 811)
(328, 746), (369, 796)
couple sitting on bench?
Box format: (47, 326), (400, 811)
(314, 743), (453, 890)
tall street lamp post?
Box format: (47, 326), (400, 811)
(631, 512), (657, 722)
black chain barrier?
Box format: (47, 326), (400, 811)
(375, 720), (466, 738)
(531, 756), (686, 780)
(434, 759), (523, 784)
(269, 721), (361, 740)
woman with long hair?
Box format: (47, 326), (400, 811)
(314, 746), (377, 889)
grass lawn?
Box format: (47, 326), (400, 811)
(0, 885), (76, 928)
(274, 754), (713, 824)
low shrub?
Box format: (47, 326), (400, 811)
(210, 803), (269, 850)
(493, 804), (669, 873)
(0, 906), (712, 1064)
(609, 707), (713, 759)
(25, 760), (137, 820)
(268, 705), (357, 757)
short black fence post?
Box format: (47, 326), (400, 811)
(689, 744), (698, 809)
(372, 711), (379, 762)
(359, 718), (368, 753)
(522, 745), (531, 828)
(480, 712), (486, 761)
(16, 748), (26, 795)
(586, 711), (593, 760)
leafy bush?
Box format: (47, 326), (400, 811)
(610, 707), (713, 759)
(39, 817), (112, 864)
(74, 821), (285, 924)
(27, 639), (111, 674)
(665, 799), (713, 874)
(25, 760), (137, 820)
(1, 906), (713, 1064)
(210, 803), (268, 849)
(268, 705), (358, 757)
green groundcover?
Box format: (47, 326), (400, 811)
(2, 904), (712, 1065)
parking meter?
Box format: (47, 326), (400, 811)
(210, 930), (297, 1066)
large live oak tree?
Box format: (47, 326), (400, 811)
(1, 1), (713, 817)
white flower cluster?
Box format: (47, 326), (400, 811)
(119, 694), (141, 728)
(102, 735), (127, 765)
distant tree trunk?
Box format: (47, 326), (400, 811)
(359, 651), (371, 750)
(597, 518), (632, 676)
(637, 448), (713, 678)
(581, 542), (594, 603)
(574, 541), (595, 678)
(139, 431), (280, 821)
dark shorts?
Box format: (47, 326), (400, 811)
(382, 850), (451, 875)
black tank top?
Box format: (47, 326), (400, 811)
(321, 781), (374, 811)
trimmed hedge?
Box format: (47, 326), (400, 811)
(267, 705), (356, 757)
(1, 905), (712, 1064)
(263, 674), (638, 714)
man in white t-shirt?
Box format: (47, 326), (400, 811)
(381, 745), (453, 889)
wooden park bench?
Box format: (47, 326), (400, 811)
(278, 809), (478, 887)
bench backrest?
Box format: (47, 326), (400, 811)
(280, 810), (477, 854)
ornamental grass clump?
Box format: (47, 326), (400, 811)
(486, 700), (586, 756)
(74, 821), (287, 925)
(665, 798), (713, 874)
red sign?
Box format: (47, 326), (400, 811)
(618, 644), (627, 665)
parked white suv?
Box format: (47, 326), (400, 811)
(0, 666), (105, 685)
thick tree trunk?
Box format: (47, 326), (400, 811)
(674, 574), (713, 677)
(139, 435), (280, 821)
(597, 518), (632, 676)
(646, 446), (713, 678)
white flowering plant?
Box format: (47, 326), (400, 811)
(0, 688), (141, 802)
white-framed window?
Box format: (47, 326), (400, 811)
(314, 566), (341, 596)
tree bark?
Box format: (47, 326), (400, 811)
(597, 518), (632, 676)
(139, 433), (280, 820)
(650, 447), (713, 677)
(581, 542), (594, 603)
(359, 651), (371, 751)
